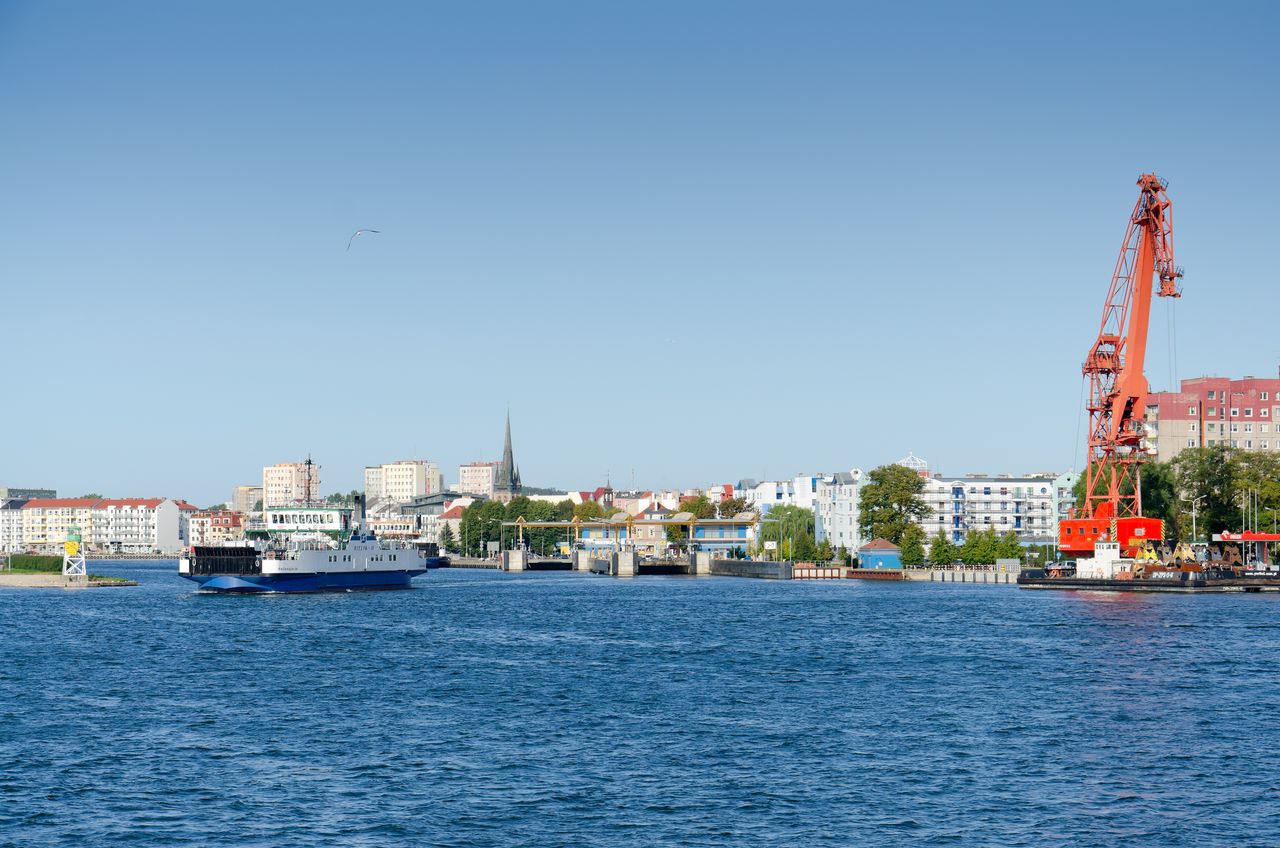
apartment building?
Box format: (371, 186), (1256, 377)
(0, 487), (55, 500)
(458, 461), (499, 498)
(92, 498), (197, 554)
(263, 461), (322, 507)
(189, 511), (246, 547)
(364, 460), (442, 504)
(231, 485), (263, 514)
(814, 470), (865, 553)
(0, 499), (27, 552)
(21, 498), (102, 552)
(1145, 373), (1280, 463)
(918, 473), (1059, 546)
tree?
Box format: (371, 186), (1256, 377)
(459, 500), (507, 557)
(996, 530), (1024, 562)
(252, 499), (263, 512)
(718, 497), (751, 518)
(679, 495), (716, 519)
(815, 539), (834, 562)
(554, 499), (575, 522)
(899, 523), (926, 566)
(504, 496), (533, 521)
(78, 493), (103, 500)
(573, 501), (605, 520)
(1235, 451), (1280, 534)
(928, 529), (959, 565)
(1173, 446), (1238, 540)
(757, 505), (816, 558)
(858, 464), (929, 545)
(439, 524), (457, 554)
(960, 528), (999, 565)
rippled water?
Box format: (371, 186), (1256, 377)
(3, 562), (1280, 847)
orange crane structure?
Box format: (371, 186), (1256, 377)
(1059, 174), (1183, 557)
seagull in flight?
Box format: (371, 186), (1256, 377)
(346, 229), (382, 252)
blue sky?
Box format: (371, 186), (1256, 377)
(2, 1), (1277, 506)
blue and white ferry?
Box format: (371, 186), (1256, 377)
(178, 500), (430, 593)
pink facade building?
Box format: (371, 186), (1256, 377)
(1145, 371), (1280, 463)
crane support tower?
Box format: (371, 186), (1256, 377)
(1060, 174), (1183, 557)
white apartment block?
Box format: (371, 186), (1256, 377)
(814, 470), (865, 552)
(91, 498), (195, 554)
(364, 460), (442, 504)
(232, 485), (263, 514)
(1, 499), (27, 552)
(918, 473), (1059, 546)
(458, 461), (499, 498)
(263, 461), (322, 507)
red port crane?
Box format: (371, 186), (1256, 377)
(1059, 174), (1183, 557)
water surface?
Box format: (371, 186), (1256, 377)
(2, 562), (1278, 846)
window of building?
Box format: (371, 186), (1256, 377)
(1231, 408), (1240, 417)
(1263, 409), (1270, 418)
(1263, 391), (1270, 401)
(1246, 440), (1254, 449)
(1264, 442), (1271, 450)
(1264, 424), (1271, 433)
(1188, 405), (1197, 415)
(1190, 423), (1198, 432)
(1246, 408), (1254, 417)
(1208, 439), (1217, 446)
(1208, 408), (1217, 416)
(1208, 390), (1216, 399)
(1187, 439), (1196, 448)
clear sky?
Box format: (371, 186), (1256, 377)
(2, 1), (1277, 506)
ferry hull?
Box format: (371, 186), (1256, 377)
(183, 569), (425, 594)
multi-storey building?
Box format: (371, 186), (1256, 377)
(91, 498), (197, 554)
(21, 498), (102, 552)
(1145, 373), (1280, 463)
(0, 487), (55, 500)
(814, 470), (865, 553)
(189, 511), (246, 547)
(458, 461), (499, 498)
(231, 485), (263, 514)
(263, 461), (322, 507)
(0, 499), (28, 552)
(918, 473), (1059, 546)
(364, 460), (442, 504)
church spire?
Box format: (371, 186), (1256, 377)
(495, 410), (521, 502)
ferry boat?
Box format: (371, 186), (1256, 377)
(179, 466), (433, 592)
(179, 532), (431, 593)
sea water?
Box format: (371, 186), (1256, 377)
(3, 562), (1279, 847)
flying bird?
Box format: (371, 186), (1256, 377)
(346, 229), (382, 252)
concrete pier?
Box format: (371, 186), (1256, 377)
(502, 550), (529, 572)
(572, 550), (593, 572)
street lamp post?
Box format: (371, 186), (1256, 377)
(1186, 495), (1206, 544)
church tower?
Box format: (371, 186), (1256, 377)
(493, 411), (522, 503)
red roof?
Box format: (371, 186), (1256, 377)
(97, 498), (165, 509)
(859, 538), (901, 551)
(440, 506), (465, 519)
(173, 500), (199, 511)
(21, 498), (101, 509)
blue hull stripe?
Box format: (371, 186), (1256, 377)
(183, 570), (426, 593)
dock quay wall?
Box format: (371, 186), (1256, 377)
(708, 559), (791, 579)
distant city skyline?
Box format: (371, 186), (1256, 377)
(3, 2), (1278, 505)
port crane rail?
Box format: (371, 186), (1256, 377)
(1061, 174), (1183, 556)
